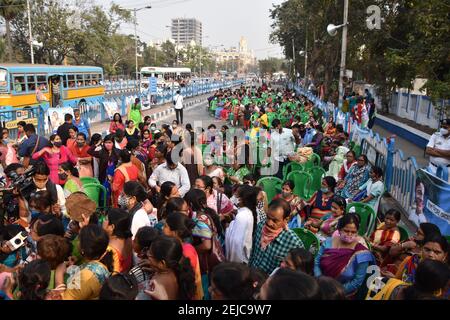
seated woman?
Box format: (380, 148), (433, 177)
(369, 209), (401, 265)
(369, 259), (450, 300)
(302, 176), (337, 233)
(271, 247), (314, 276)
(226, 161), (251, 185)
(59, 162), (84, 197)
(387, 234), (448, 284)
(273, 180), (303, 229)
(337, 150), (356, 181)
(336, 155), (370, 199)
(356, 166), (385, 212)
(314, 214), (376, 298)
(324, 118), (336, 137)
(318, 195), (347, 239)
(381, 222), (441, 273)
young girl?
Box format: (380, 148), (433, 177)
(370, 209), (401, 264)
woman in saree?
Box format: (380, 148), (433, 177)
(314, 214), (376, 298)
(381, 235), (448, 284)
(128, 98), (142, 127)
(336, 154), (370, 199)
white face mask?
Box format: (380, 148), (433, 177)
(440, 128), (449, 136)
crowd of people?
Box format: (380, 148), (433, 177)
(0, 84), (448, 301)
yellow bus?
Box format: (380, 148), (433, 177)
(0, 64), (105, 112)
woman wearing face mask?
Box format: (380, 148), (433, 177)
(0, 127), (18, 168)
(381, 222), (441, 273)
(314, 214), (376, 298)
(204, 156), (225, 181)
(120, 181), (153, 239)
(88, 134), (121, 206)
(274, 180), (303, 229)
(59, 162), (84, 197)
(68, 132), (93, 178)
(32, 134), (77, 185)
(171, 120), (183, 136)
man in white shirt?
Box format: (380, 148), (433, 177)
(269, 119), (300, 178)
(426, 118), (450, 181)
(173, 90), (184, 124)
(148, 150), (191, 197)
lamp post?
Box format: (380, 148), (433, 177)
(327, 0), (349, 109)
(26, 0), (34, 64)
(131, 5), (152, 88)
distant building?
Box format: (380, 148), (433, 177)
(171, 18), (202, 47)
(213, 36), (257, 73)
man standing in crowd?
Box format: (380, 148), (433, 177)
(426, 118), (450, 181)
(57, 113), (74, 146)
(268, 119), (300, 179)
(73, 108), (91, 142)
(52, 78), (60, 107)
(18, 124), (49, 168)
(148, 149), (190, 197)
(173, 90), (184, 124)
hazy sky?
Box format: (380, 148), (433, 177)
(97, 0), (285, 59)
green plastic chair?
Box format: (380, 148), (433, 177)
(304, 153), (321, 171)
(353, 144), (362, 158)
(307, 166), (326, 197)
(346, 202), (377, 237)
(267, 113), (277, 128)
(282, 162), (304, 181)
(286, 170), (312, 200)
(83, 183), (107, 209)
(80, 177), (100, 186)
(291, 228), (320, 256)
(398, 225), (410, 242)
(256, 177), (283, 203)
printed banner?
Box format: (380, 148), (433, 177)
(47, 107), (74, 133)
(103, 101), (120, 119)
(416, 169), (450, 235)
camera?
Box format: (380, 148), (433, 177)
(7, 166), (36, 192)
(5, 230), (28, 251)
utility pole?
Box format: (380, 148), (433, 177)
(134, 9), (138, 82)
(292, 38), (296, 81)
(338, 0), (349, 109)
(26, 0), (34, 64)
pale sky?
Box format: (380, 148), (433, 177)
(96, 0), (285, 59)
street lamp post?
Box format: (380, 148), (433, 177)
(291, 38), (296, 81)
(327, 0), (349, 109)
(26, 0), (34, 64)
(131, 5), (152, 89)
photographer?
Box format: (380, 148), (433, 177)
(0, 164), (25, 225)
(18, 163), (67, 228)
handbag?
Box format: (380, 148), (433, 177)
(205, 215), (225, 273)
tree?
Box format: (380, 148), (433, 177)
(160, 40), (177, 67)
(258, 57), (288, 76)
(11, 0), (78, 64)
(0, 0), (25, 61)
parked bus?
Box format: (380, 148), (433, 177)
(0, 64), (104, 111)
(140, 67), (191, 90)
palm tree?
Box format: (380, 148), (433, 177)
(0, 0), (25, 61)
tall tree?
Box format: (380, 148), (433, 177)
(0, 0), (24, 61)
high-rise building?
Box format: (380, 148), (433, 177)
(171, 18), (202, 47)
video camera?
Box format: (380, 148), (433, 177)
(2, 166), (36, 193)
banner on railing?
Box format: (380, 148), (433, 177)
(46, 107), (74, 133)
(416, 169), (450, 235)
